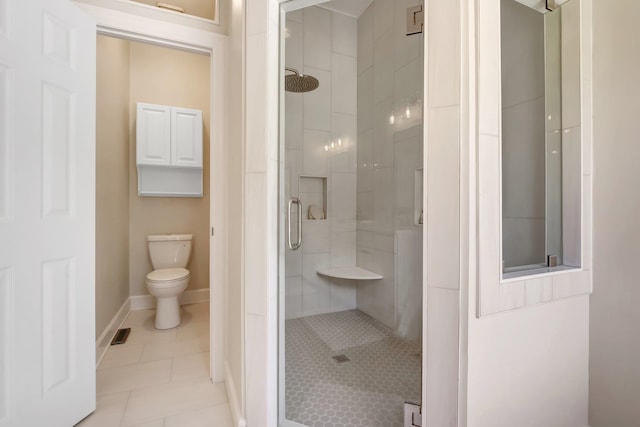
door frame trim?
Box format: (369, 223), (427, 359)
(74, 1), (228, 383)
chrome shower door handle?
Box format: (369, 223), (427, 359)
(287, 197), (302, 250)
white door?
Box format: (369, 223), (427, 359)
(0, 0), (96, 426)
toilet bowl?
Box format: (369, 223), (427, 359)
(145, 234), (193, 329)
(146, 268), (190, 329)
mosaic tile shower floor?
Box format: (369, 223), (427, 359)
(285, 310), (421, 427)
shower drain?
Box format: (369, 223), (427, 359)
(332, 354), (350, 363)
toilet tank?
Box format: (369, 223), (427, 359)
(147, 234), (193, 269)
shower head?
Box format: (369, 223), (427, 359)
(284, 67), (319, 93)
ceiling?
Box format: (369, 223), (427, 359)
(317, 0), (374, 18)
(314, 0), (570, 17)
(513, 0), (570, 14)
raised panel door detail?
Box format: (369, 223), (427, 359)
(41, 258), (74, 394)
(171, 108), (203, 167)
(42, 83), (75, 218)
(42, 12), (75, 69)
(0, 267), (12, 422)
(0, 67), (11, 222)
(136, 103), (171, 166)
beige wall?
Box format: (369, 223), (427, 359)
(128, 41), (211, 297)
(96, 37), (211, 324)
(130, 0), (216, 20)
(96, 35), (131, 336)
(590, 0), (640, 425)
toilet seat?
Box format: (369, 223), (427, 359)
(146, 268), (189, 285)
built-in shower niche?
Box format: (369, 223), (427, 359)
(299, 176), (327, 221)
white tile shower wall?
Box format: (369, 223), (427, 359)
(331, 113), (358, 173)
(356, 0), (424, 337)
(560, 0), (582, 267)
(302, 128), (330, 176)
(396, 230), (423, 342)
(284, 8), (358, 319)
(302, 68), (332, 132)
(243, 0), (280, 424)
(426, 105), (460, 289)
(395, 136), (421, 228)
(424, 0), (461, 424)
(303, 7), (331, 71)
(332, 55), (357, 115)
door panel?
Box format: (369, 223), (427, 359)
(42, 11), (76, 68)
(0, 0), (96, 426)
(41, 258), (74, 394)
(42, 83), (75, 216)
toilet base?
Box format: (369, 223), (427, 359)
(155, 296), (181, 329)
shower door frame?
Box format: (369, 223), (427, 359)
(276, 1), (429, 425)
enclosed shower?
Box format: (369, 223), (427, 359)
(280, 1), (424, 425)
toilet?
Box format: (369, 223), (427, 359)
(145, 234), (192, 329)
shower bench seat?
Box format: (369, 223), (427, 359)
(316, 267), (382, 280)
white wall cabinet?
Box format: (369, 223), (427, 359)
(136, 102), (203, 197)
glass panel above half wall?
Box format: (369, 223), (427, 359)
(501, 0), (581, 278)
(279, 0), (425, 425)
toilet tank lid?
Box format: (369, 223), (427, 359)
(147, 234), (193, 242)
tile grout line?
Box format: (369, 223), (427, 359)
(169, 354), (175, 386)
(117, 391), (132, 427)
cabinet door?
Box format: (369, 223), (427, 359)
(136, 103), (171, 166)
(171, 107), (203, 167)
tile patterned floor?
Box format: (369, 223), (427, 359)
(77, 302), (232, 427)
(285, 310), (421, 427)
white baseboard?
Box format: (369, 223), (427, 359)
(96, 297), (131, 368)
(129, 294), (156, 311)
(130, 288), (210, 311)
(181, 288), (210, 305)
(225, 362), (247, 427)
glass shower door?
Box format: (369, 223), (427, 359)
(279, 1), (424, 425)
